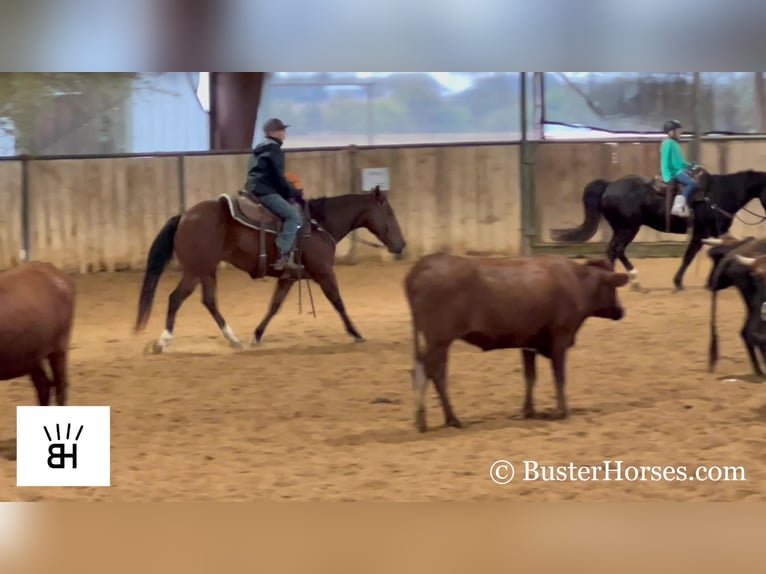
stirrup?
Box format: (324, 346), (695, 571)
(287, 251), (303, 269)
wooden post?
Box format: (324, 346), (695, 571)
(209, 73), (266, 150)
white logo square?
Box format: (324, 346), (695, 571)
(16, 406), (111, 487)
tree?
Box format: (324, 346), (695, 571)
(0, 73), (140, 154)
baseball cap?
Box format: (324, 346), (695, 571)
(263, 118), (290, 132)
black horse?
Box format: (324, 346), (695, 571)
(551, 170), (766, 291)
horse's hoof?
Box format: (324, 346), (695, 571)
(354, 336), (366, 344)
(230, 340), (244, 350)
(445, 416), (463, 429)
(151, 342), (165, 355)
(250, 337), (261, 348)
(416, 408), (427, 433)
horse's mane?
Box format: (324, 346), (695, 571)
(707, 169), (758, 191)
(307, 192), (372, 224)
(307, 196), (329, 223)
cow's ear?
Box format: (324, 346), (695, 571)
(607, 272), (630, 288)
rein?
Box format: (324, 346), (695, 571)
(310, 220), (386, 248)
(706, 199), (766, 226)
(698, 170), (766, 226)
(350, 235), (386, 249)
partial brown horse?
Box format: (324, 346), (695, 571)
(134, 186), (406, 352)
(0, 261), (76, 405)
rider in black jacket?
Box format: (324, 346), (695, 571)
(244, 118), (304, 271)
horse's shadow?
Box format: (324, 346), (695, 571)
(154, 338), (408, 359)
(0, 438), (16, 461)
(716, 373), (765, 385)
(243, 339), (406, 358)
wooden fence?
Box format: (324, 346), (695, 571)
(1, 138), (766, 273)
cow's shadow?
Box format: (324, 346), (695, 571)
(0, 438), (16, 461)
(326, 406), (605, 447)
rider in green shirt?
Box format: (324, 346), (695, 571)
(661, 119), (699, 218)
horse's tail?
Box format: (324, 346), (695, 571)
(708, 289), (719, 372)
(134, 214), (182, 333)
(550, 179), (608, 242)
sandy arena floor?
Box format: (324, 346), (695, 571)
(1, 256), (765, 501)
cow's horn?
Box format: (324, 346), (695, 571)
(735, 254), (756, 266)
(702, 238), (723, 246)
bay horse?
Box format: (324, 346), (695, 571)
(134, 186), (406, 352)
(551, 169), (766, 291)
(0, 261), (75, 405)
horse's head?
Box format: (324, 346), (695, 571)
(361, 186), (406, 255)
(742, 170), (766, 204)
(706, 169), (766, 207)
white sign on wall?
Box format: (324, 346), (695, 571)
(361, 168), (390, 192)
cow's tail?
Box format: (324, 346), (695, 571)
(134, 214), (182, 333)
(412, 322), (426, 374)
(708, 290), (719, 372)
(550, 179), (608, 243)
(409, 294), (427, 382)
(405, 269), (429, 430)
(411, 321), (429, 431)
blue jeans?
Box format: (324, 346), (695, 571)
(675, 170), (697, 201)
(257, 193), (301, 257)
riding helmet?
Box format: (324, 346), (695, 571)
(663, 119), (682, 133)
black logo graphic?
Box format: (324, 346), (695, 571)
(44, 423), (84, 470)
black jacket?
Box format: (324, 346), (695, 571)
(244, 137), (301, 200)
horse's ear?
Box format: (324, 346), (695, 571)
(372, 185), (385, 202)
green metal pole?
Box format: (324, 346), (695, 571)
(690, 72), (701, 163)
(20, 155), (30, 262)
(519, 73), (536, 255)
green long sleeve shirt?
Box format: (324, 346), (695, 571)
(660, 138), (691, 182)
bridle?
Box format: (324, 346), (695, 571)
(700, 168), (766, 226)
(351, 235), (386, 249)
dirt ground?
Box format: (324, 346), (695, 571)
(1, 256), (765, 501)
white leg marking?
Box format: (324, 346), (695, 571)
(629, 269), (639, 283)
(156, 329), (173, 350)
(222, 325), (241, 345)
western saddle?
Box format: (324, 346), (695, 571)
(648, 176), (679, 196)
(219, 172), (312, 278)
(646, 167), (706, 231)
(648, 166), (705, 197)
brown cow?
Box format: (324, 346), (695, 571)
(404, 253), (629, 433)
(0, 262), (76, 405)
